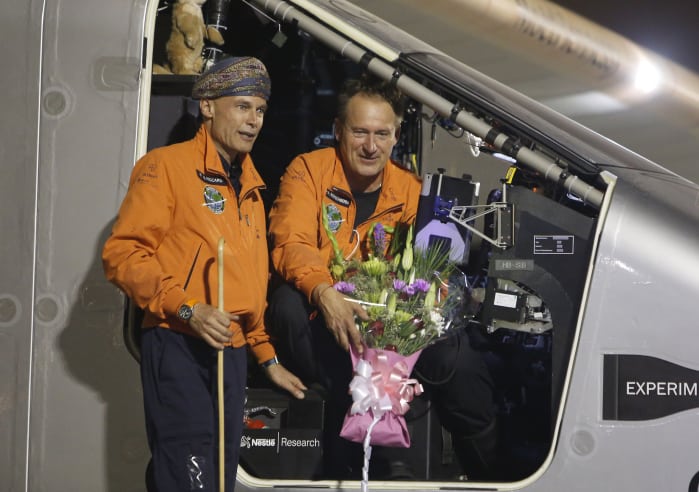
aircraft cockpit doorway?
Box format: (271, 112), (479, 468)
(128, 0), (606, 486)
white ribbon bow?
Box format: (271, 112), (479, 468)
(348, 353), (423, 418)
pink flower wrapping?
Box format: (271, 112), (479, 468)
(340, 344), (423, 447)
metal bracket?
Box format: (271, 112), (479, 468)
(439, 182), (514, 250)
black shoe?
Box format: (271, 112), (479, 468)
(370, 459), (415, 480)
(385, 460), (414, 480)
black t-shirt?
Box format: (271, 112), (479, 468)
(352, 187), (381, 228)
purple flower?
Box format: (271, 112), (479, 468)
(373, 223), (387, 256)
(393, 279), (407, 291)
(401, 278), (430, 297)
(411, 279), (431, 293)
(333, 281), (356, 294)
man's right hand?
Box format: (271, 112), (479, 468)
(188, 303), (239, 350)
(314, 283), (368, 354)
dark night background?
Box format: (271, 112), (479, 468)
(556, 0), (699, 74)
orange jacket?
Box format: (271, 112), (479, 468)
(102, 125), (275, 363)
(268, 147), (422, 303)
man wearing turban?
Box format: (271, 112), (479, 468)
(103, 56), (306, 491)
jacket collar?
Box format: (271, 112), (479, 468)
(330, 146), (405, 202)
(196, 125), (266, 195)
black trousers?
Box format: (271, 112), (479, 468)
(140, 328), (247, 491)
(267, 283), (496, 475)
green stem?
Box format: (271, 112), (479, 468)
(321, 203), (344, 267)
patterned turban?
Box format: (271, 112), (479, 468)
(191, 56), (271, 101)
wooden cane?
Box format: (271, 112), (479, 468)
(217, 237), (225, 492)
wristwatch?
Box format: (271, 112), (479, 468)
(260, 355), (279, 369)
(177, 299), (198, 322)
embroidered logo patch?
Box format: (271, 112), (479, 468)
(203, 186), (225, 214)
(325, 203), (343, 232)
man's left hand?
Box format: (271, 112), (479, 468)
(263, 363), (307, 399)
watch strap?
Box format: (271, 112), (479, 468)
(260, 355), (279, 369)
(177, 298), (199, 321)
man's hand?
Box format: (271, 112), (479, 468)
(314, 283), (368, 354)
(188, 303), (238, 350)
(263, 363), (307, 399)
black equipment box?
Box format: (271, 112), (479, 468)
(240, 388), (325, 479)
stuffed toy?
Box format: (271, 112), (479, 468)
(155, 0), (225, 75)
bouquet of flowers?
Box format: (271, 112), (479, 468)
(322, 205), (461, 486)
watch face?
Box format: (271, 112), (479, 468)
(178, 304), (193, 321)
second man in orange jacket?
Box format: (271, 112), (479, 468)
(267, 74), (497, 480)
